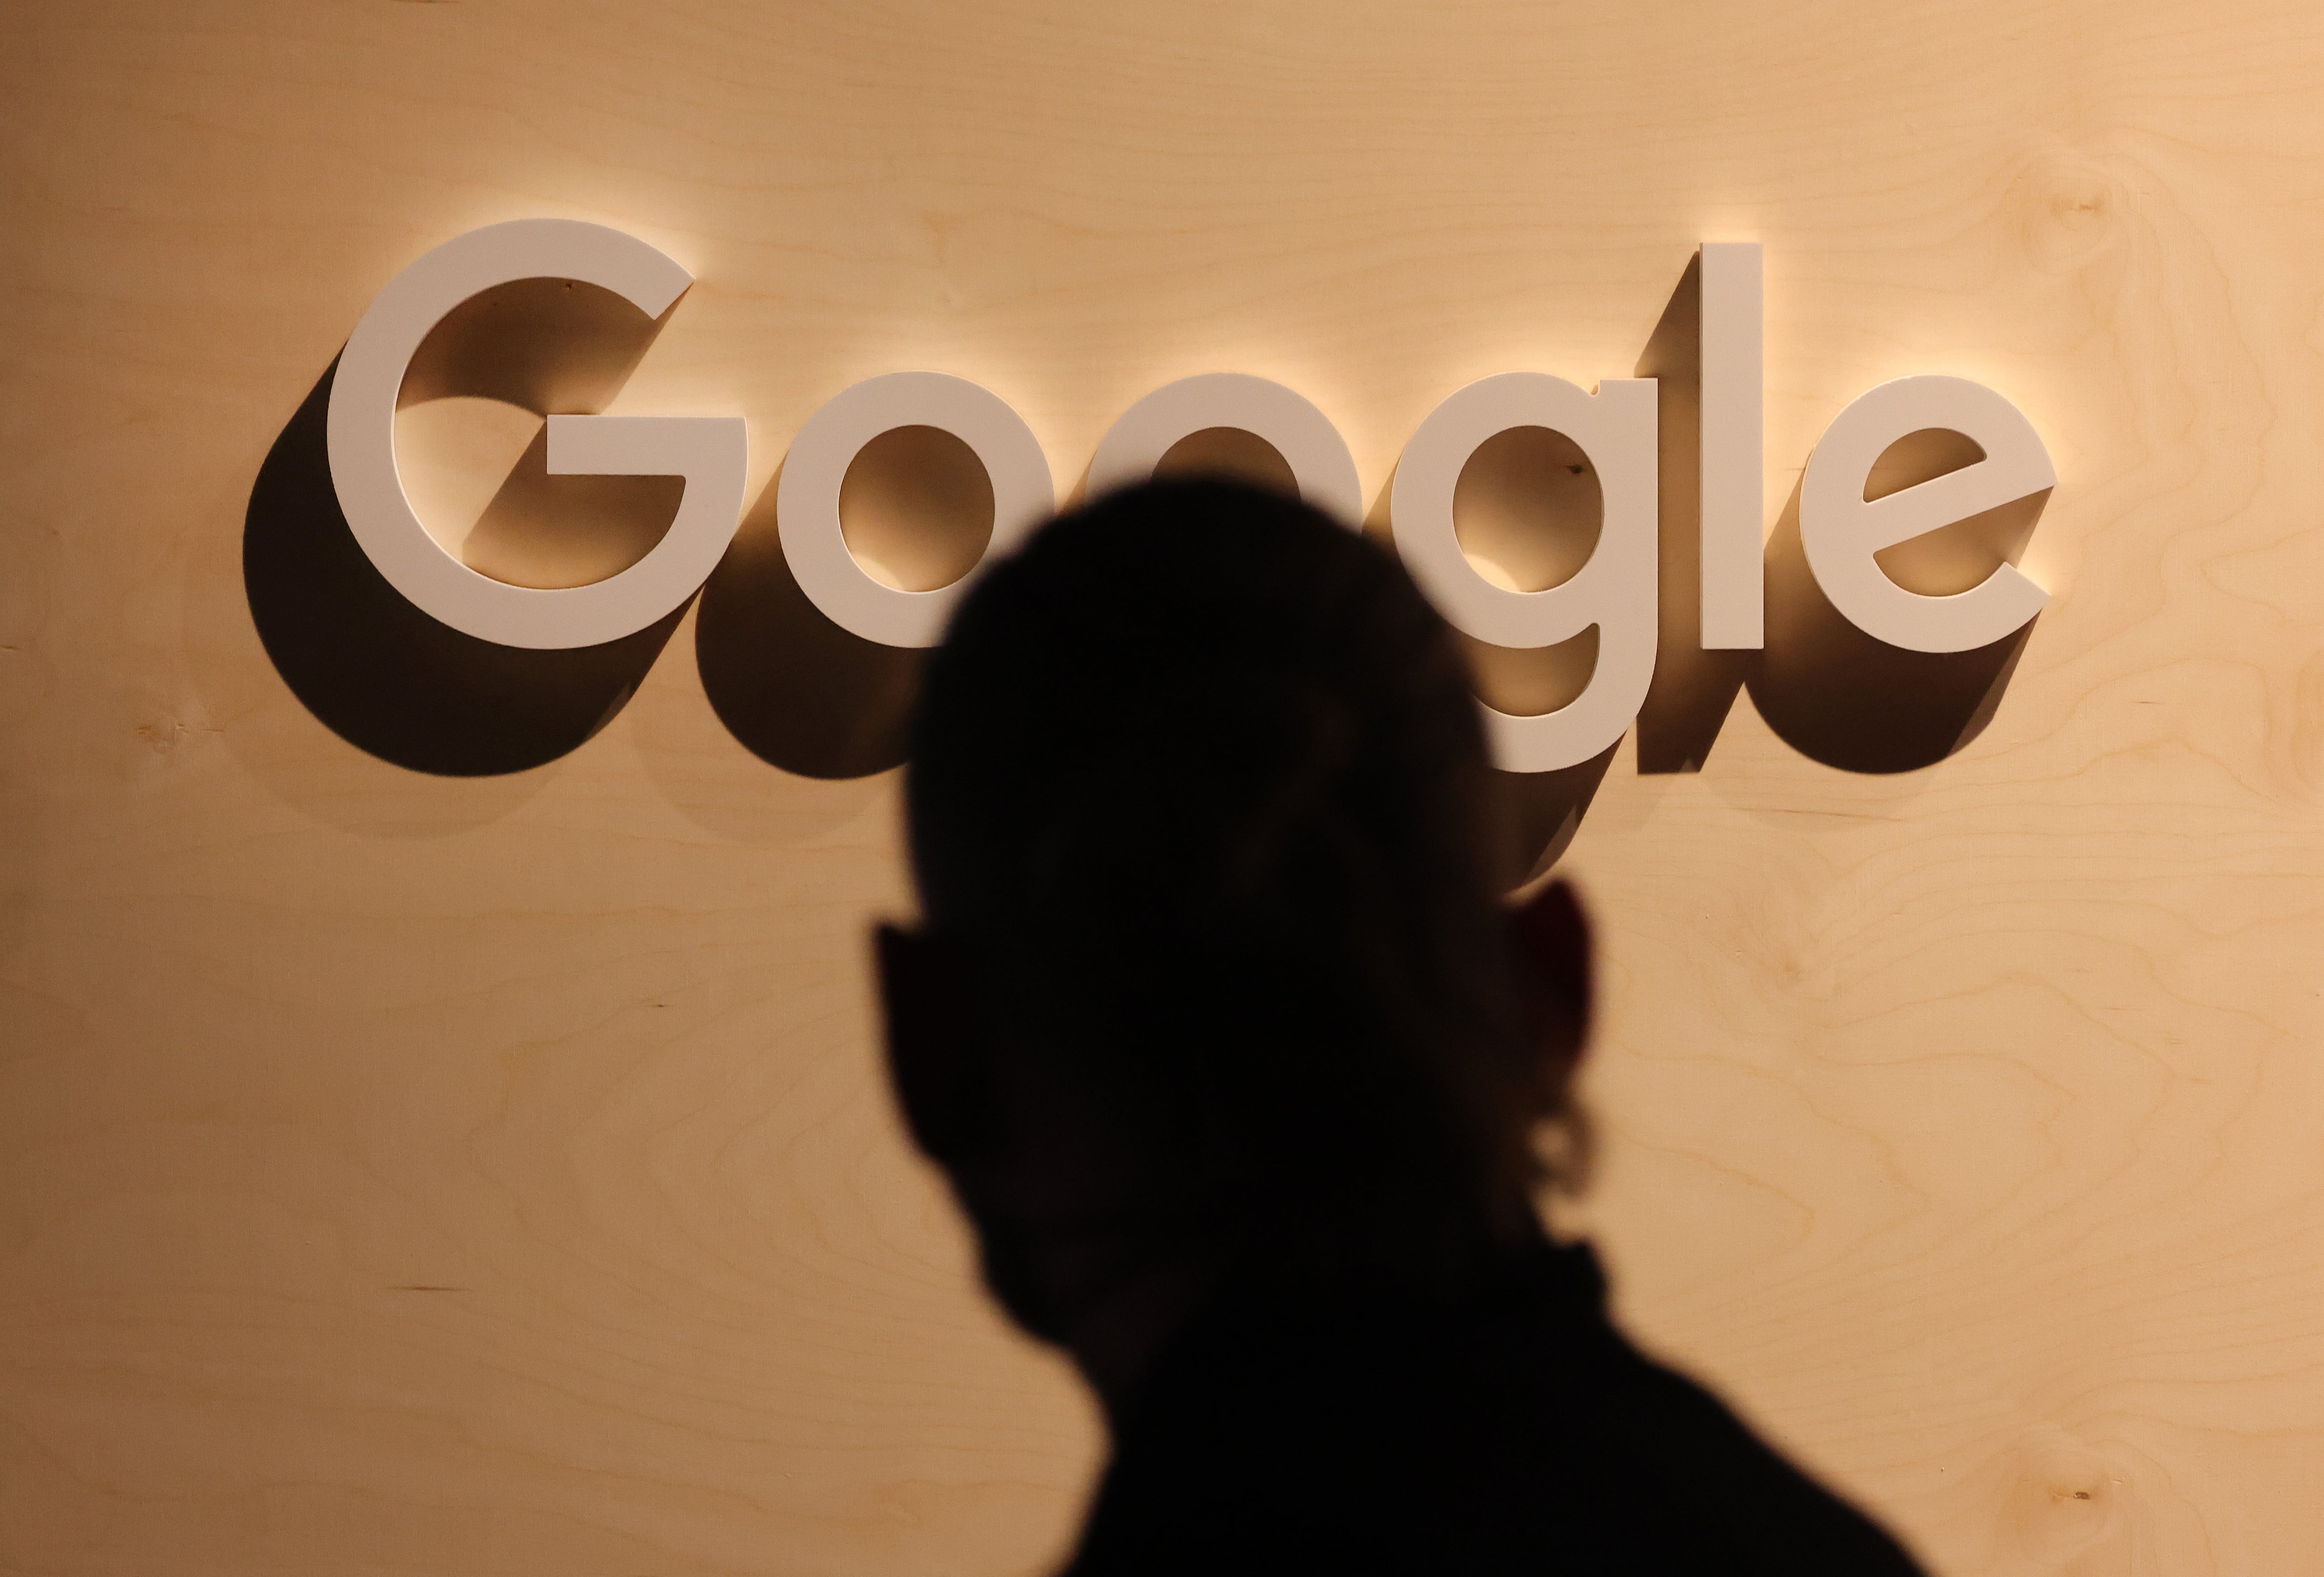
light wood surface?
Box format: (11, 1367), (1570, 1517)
(6, 1), (2324, 1571)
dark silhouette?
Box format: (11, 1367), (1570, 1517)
(876, 480), (1928, 1574)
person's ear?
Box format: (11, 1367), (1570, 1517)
(873, 922), (999, 1168)
(1508, 878), (1592, 1071)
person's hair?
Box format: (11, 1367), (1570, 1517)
(905, 478), (1578, 1280)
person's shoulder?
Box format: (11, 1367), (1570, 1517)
(1462, 1238), (1931, 1575)
(1064, 1239), (1930, 1576)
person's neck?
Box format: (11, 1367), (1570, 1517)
(1054, 1213), (1549, 1427)
(1060, 1250), (1219, 1430)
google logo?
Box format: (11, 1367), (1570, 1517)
(317, 219), (2055, 775)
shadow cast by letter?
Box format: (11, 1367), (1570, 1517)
(693, 470), (921, 781)
(243, 361), (683, 776)
(1745, 475), (2040, 774)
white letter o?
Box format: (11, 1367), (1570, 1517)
(777, 372), (1054, 648)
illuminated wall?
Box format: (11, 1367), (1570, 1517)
(4, 2), (2322, 1572)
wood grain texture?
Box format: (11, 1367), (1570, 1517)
(5, 1), (2323, 1571)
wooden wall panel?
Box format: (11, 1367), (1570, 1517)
(4, 1), (2322, 1572)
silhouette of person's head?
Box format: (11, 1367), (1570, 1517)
(877, 478), (1592, 1417)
